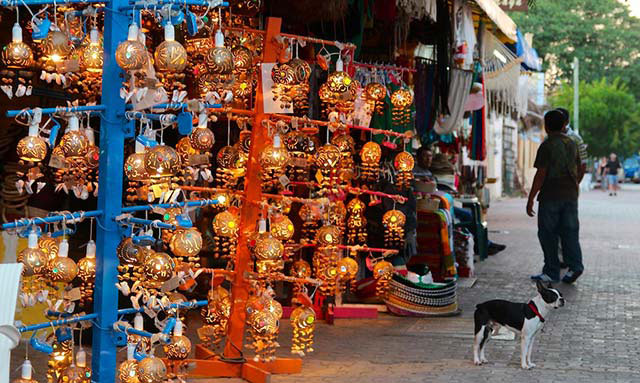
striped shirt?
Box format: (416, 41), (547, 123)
(565, 126), (588, 165)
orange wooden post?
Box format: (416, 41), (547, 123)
(222, 16), (283, 360)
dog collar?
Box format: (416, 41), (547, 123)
(528, 301), (545, 322)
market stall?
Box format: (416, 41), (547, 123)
(0, 0), (531, 382)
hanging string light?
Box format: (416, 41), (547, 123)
(80, 27), (103, 72)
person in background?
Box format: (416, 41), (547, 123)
(556, 108), (587, 182)
(598, 156), (608, 191)
(414, 146), (506, 256)
(527, 109), (584, 284)
(605, 153), (621, 196)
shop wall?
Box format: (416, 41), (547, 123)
(517, 130), (542, 190)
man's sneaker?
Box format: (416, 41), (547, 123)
(530, 273), (559, 283)
(562, 270), (583, 284)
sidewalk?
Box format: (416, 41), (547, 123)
(271, 186), (640, 382)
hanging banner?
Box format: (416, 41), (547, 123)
(498, 0), (528, 12)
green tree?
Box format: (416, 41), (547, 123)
(550, 78), (640, 157)
(511, 0), (640, 98)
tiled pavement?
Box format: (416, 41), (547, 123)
(11, 186), (640, 382)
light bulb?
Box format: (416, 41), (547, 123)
(81, 28), (103, 72)
(154, 23), (187, 73)
(115, 23), (147, 71)
(134, 313), (144, 330)
(16, 121), (47, 162)
(2, 23), (34, 68)
(205, 29), (233, 74)
(18, 229), (47, 276)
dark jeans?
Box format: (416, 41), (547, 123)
(538, 200), (584, 280)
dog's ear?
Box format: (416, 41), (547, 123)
(535, 280), (545, 292)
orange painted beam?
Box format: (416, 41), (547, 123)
(222, 16), (283, 360)
(247, 358), (303, 374)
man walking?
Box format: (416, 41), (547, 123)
(526, 110), (584, 284)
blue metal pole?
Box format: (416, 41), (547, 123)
(115, 300), (208, 315)
(125, 217), (177, 230)
(92, 0), (128, 381)
(6, 104), (106, 117)
(124, 103), (222, 110)
(0, 0), (105, 5)
(18, 313), (99, 333)
(1, 210), (103, 230)
(121, 199), (219, 213)
(118, 1), (229, 12)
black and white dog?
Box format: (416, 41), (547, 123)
(473, 281), (565, 369)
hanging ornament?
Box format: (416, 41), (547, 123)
(327, 201), (347, 235)
(245, 290), (281, 362)
(271, 61), (295, 109)
(206, 30), (234, 75)
(290, 304), (315, 356)
(169, 227), (202, 268)
(211, 209), (238, 259)
(270, 213), (295, 242)
(215, 145), (239, 188)
(154, 23), (187, 73)
(76, 239), (96, 306)
(18, 229), (47, 276)
(164, 319), (192, 360)
(144, 145), (181, 179)
(394, 151), (415, 190)
(116, 23), (147, 71)
(283, 130), (311, 181)
(314, 144), (341, 192)
(373, 260), (394, 298)
(346, 197), (367, 248)
(117, 346), (139, 383)
(47, 329), (74, 383)
(117, 237), (143, 284)
(298, 204), (321, 244)
(382, 209), (406, 249)
(199, 286), (230, 350)
(390, 88), (413, 126)
(3, 23), (34, 69)
(39, 235), (59, 269)
(136, 357), (167, 383)
(253, 235), (284, 276)
(42, 28), (73, 67)
(125, 144), (149, 202)
(364, 82), (386, 115)
(359, 141), (381, 184)
(319, 57), (358, 116)
(289, 57), (311, 115)
(190, 112), (215, 151)
(49, 238), (79, 283)
(142, 251), (175, 289)
(259, 133), (290, 192)
(337, 256), (358, 291)
(330, 133), (356, 184)
(60, 116), (89, 159)
(80, 28), (103, 72)
(314, 225), (341, 295)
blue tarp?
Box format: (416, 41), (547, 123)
(514, 28), (542, 71)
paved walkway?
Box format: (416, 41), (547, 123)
(268, 185), (640, 383)
(11, 186), (640, 382)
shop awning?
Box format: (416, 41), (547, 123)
(472, 0), (518, 42)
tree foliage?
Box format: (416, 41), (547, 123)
(510, 0), (640, 98)
(550, 78), (640, 157)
